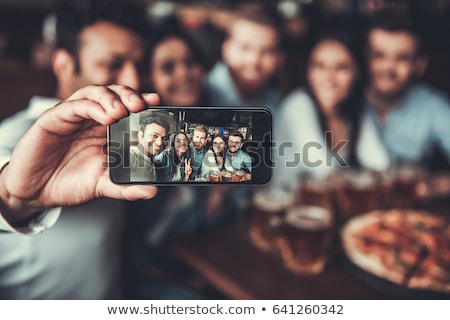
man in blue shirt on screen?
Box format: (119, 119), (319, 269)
(226, 131), (252, 181)
(188, 125), (208, 180)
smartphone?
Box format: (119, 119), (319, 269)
(108, 106), (273, 185)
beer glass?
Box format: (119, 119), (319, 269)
(194, 176), (208, 182)
(233, 170), (245, 182)
(208, 172), (221, 182)
(335, 169), (382, 220)
(275, 205), (334, 275)
(383, 164), (426, 208)
(248, 187), (294, 252)
(221, 170), (233, 182)
(297, 172), (335, 208)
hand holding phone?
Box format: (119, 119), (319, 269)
(0, 86), (159, 226)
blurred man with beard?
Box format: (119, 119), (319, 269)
(357, 9), (450, 170)
(205, 2), (285, 114)
(0, 0), (156, 299)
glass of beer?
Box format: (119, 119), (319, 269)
(194, 176), (208, 182)
(232, 170), (245, 182)
(335, 169), (382, 220)
(248, 187), (294, 252)
(221, 170), (233, 182)
(383, 164), (426, 208)
(275, 205), (334, 275)
(208, 172), (221, 182)
(297, 172), (335, 209)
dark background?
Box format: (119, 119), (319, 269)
(1, 0), (450, 121)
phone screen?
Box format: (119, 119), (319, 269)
(108, 106), (273, 185)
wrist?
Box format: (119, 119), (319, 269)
(0, 163), (42, 227)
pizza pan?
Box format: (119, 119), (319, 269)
(337, 238), (450, 300)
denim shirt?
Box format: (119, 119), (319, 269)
(226, 149), (252, 172)
(363, 83), (450, 165)
(189, 142), (206, 179)
(154, 149), (187, 182)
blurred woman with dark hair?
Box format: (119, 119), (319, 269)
(123, 18), (210, 301)
(275, 30), (365, 190)
(146, 21), (207, 106)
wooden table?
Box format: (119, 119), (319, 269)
(172, 218), (388, 300)
(172, 196), (450, 300)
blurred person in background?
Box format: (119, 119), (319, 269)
(356, 9), (450, 171)
(205, 2), (286, 114)
(145, 21), (207, 106)
(122, 19), (218, 299)
(202, 1), (287, 231)
(0, 0), (155, 299)
(274, 30), (365, 191)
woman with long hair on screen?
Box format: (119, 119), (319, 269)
(154, 131), (192, 182)
(201, 134), (233, 179)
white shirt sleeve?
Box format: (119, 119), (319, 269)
(0, 97), (63, 235)
(0, 158), (62, 235)
(273, 90), (333, 191)
(356, 109), (390, 171)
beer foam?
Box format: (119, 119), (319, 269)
(304, 179), (329, 191)
(253, 189), (293, 212)
(222, 171), (232, 177)
(285, 206), (332, 229)
(346, 171), (376, 188)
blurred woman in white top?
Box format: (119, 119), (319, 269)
(274, 30), (364, 191)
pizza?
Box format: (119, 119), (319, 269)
(341, 209), (450, 293)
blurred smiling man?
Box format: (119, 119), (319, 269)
(0, 0), (154, 299)
(53, 0), (145, 99)
(205, 2), (285, 114)
(357, 9), (450, 169)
